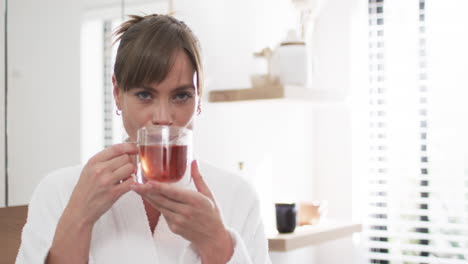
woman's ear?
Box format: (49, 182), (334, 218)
(112, 74), (122, 110)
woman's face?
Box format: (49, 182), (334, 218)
(113, 50), (199, 141)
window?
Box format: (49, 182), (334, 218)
(361, 0), (468, 263)
(81, 16), (124, 164)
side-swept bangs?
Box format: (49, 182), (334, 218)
(113, 15), (203, 94)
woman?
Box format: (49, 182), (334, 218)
(16, 14), (270, 263)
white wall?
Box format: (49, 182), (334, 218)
(80, 20), (104, 164)
(6, 0), (164, 206)
(194, 100), (317, 230)
(312, 0), (366, 263)
(173, 1), (317, 262)
(7, 0), (82, 206)
(175, 0), (361, 263)
(174, 0), (297, 91)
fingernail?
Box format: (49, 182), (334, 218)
(192, 159), (199, 170)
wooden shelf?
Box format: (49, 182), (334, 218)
(209, 85), (346, 103)
(209, 84), (284, 102)
(267, 220), (362, 252)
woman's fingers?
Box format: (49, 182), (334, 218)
(112, 162), (135, 183)
(136, 186), (204, 235)
(132, 179), (215, 212)
(148, 182), (195, 204)
(66, 143), (138, 225)
(131, 178), (227, 248)
(113, 177), (134, 199)
(92, 143), (137, 184)
(133, 183), (185, 211)
(148, 181), (215, 210)
(154, 207), (187, 234)
(143, 192), (185, 214)
(90, 143), (138, 164)
(191, 161), (216, 205)
(105, 154), (134, 172)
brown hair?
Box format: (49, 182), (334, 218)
(113, 14), (203, 95)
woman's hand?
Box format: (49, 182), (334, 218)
(131, 161), (234, 264)
(67, 142), (138, 225)
(47, 143), (138, 264)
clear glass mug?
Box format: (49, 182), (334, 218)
(133, 125), (192, 186)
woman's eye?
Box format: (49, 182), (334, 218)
(136, 91), (152, 101)
(173, 92), (193, 103)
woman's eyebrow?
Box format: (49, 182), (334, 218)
(139, 86), (156, 92)
(138, 84), (195, 93)
(172, 85), (195, 92)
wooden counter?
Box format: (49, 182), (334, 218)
(268, 220), (362, 252)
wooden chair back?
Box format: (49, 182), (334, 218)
(0, 205), (28, 264)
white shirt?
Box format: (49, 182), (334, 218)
(16, 162), (271, 263)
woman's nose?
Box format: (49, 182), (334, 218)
(151, 103), (173, 126)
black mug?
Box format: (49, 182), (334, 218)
(275, 203), (297, 233)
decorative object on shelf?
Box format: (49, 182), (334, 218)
(271, 29), (311, 87)
(209, 48), (285, 102)
(208, 0), (329, 102)
(275, 203), (298, 233)
(290, 0), (326, 42)
(253, 47), (275, 84)
(298, 200), (328, 226)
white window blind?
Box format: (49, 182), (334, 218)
(103, 20), (115, 148)
(363, 0), (468, 263)
(80, 16), (124, 163)
(103, 19), (123, 148)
